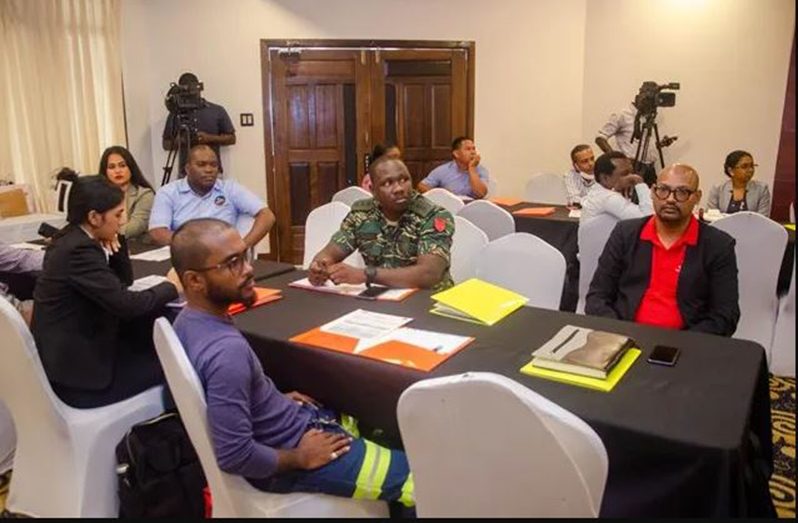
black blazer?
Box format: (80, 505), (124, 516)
(585, 217), (740, 337)
(32, 225), (177, 390)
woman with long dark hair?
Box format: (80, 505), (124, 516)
(99, 145), (155, 239)
(32, 175), (177, 408)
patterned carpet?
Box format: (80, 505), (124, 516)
(0, 377), (795, 517)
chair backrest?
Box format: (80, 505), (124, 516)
(457, 200), (515, 241)
(331, 186), (372, 207)
(153, 318), (253, 518)
(576, 215), (618, 313)
(0, 298), (78, 511)
(302, 201), (351, 269)
(712, 212), (787, 360)
(54, 179), (73, 214)
(770, 263), (795, 377)
(790, 202), (795, 223)
(450, 216), (489, 283)
(475, 232), (566, 310)
(485, 178), (498, 198)
(423, 188), (465, 215)
(524, 173), (568, 205)
(397, 372), (608, 517)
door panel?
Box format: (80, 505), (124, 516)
(264, 42), (473, 263)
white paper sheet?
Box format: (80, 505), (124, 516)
(320, 309), (412, 341)
(129, 274), (169, 291)
(130, 246), (172, 262)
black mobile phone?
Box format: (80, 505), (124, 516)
(648, 345), (681, 366)
(356, 286), (389, 300)
(38, 222), (60, 238)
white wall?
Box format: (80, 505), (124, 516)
(120, 0), (587, 206)
(121, 0), (794, 222)
(582, 0), (795, 204)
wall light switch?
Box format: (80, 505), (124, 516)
(240, 113), (254, 127)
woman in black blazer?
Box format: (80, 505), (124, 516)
(32, 175), (178, 408)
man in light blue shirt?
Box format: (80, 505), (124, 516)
(418, 136), (489, 199)
(149, 144), (275, 247)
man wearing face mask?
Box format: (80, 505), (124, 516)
(585, 164), (739, 336)
(310, 157), (454, 291)
(564, 144), (596, 208)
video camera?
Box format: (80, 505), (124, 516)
(164, 78), (205, 115)
(634, 81), (680, 116)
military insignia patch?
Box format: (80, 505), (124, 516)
(434, 217), (446, 232)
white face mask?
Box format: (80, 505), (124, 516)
(579, 171), (595, 182)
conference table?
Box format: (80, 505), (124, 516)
(492, 201), (580, 311)
(214, 269), (776, 518)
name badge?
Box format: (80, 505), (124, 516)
(214, 195), (226, 206)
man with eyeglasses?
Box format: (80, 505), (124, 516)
(580, 151), (654, 225)
(170, 218), (415, 514)
(586, 164), (740, 336)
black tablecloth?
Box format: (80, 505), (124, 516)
(495, 202), (580, 311)
(236, 271), (774, 517)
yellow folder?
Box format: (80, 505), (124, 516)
(430, 278), (529, 326)
(519, 348), (641, 392)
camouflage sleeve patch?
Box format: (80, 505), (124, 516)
(330, 210), (358, 256)
(417, 208), (454, 264)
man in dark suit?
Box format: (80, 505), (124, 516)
(585, 164), (740, 336)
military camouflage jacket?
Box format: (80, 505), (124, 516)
(331, 192), (454, 290)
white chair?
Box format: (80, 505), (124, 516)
(770, 264), (795, 377)
(450, 216), (489, 283)
(331, 186), (372, 207)
(712, 212), (787, 363)
(423, 188), (465, 215)
(397, 372), (608, 517)
(457, 200), (515, 241)
(476, 232), (566, 310)
(302, 201), (350, 269)
(524, 173), (568, 205)
(0, 298), (165, 517)
(485, 178), (498, 198)
(152, 318), (389, 518)
(0, 401), (14, 474)
(790, 202), (794, 223)
(576, 215), (619, 313)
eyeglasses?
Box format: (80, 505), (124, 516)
(653, 185), (696, 203)
(734, 163), (758, 170)
(192, 250), (250, 274)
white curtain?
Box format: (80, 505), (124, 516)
(0, 0), (125, 212)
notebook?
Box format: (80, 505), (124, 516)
(529, 325), (634, 379)
(490, 197), (523, 207)
(520, 349), (641, 392)
(430, 278), (528, 326)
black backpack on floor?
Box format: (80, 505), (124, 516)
(116, 410), (207, 518)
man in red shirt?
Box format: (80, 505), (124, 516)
(585, 164), (740, 336)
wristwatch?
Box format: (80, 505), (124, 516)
(364, 266), (377, 287)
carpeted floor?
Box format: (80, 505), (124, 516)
(0, 377), (795, 517)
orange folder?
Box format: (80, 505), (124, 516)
(290, 328), (473, 372)
(513, 207), (556, 217)
(228, 287), (283, 315)
(490, 197), (524, 207)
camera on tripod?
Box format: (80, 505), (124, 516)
(634, 81), (680, 116)
(164, 80), (204, 115)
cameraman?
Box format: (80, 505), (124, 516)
(595, 98), (659, 186)
(162, 72), (236, 175)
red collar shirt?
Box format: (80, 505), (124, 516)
(634, 216), (699, 330)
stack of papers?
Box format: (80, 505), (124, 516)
(130, 246), (172, 262)
(430, 278), (528, 326)
(129, 275), (185, 308)
(489, 197), (523, 207)
(290, 309), (473, 371)
(289, 277), (416, 302)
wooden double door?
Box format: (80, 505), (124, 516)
(262, 41), (474, 264)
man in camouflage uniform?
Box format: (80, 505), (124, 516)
(309, 157), (454, 291)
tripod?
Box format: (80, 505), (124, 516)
(631, 110), (665, 185)
(161, 112), (196, 186)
